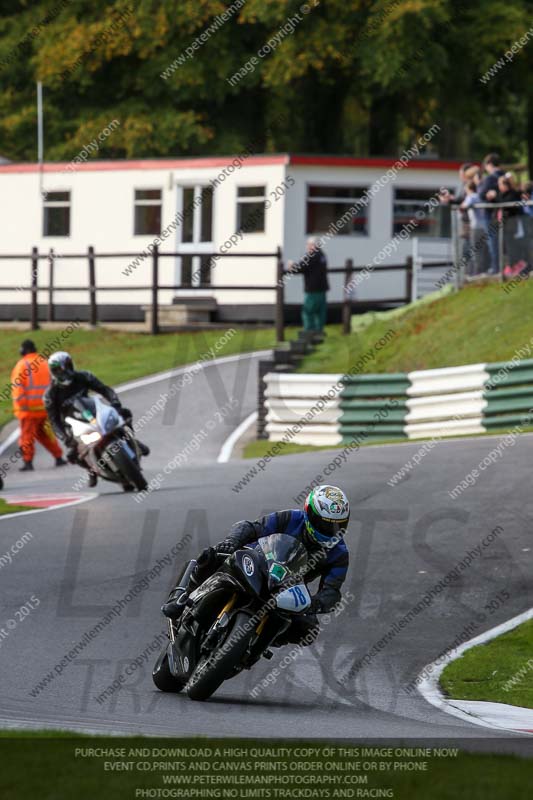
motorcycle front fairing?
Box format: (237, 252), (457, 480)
(65, 394), (132, 480)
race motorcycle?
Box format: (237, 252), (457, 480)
(152, 533), (314, 701)
(65, 393), (148, 492)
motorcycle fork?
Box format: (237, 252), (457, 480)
(167, 618), (176, 644)
(217, 593), (237, 620)
(256, 615), (268, 635)
(200, 593), (238, 656)
(122, 425), (141, 459)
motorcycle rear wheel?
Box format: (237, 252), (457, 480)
(186, 611), (254, 701)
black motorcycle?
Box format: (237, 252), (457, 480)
(152, 533), (314, 701)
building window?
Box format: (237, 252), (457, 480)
(393, 188), (452, 238)
(43, 191), (70, 237)
(306, 186), (369, 236)
(237, 186), (265, 233)
(180, 186), (213, 244)
(134, 189), (162, 235)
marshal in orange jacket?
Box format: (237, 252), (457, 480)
(11, 353), (52, 419)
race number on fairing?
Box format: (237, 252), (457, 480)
(275, 584), (311, 611)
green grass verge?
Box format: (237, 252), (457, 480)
(440, 619), (533, 709)
(0, 326), (287, 430)
(0, 499), (33, 515)
(0, 736), (531, 799)
(242, 439), (336, 459)
(298, 280), (533, 374)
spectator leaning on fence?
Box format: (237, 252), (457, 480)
(497, 174), (527, 273)
(439, 163), (472, 268)
(478, 153), (505, 274)
(522, 182), (533, 217)
(288, 237), (329, 335)
(460, 181), (487, 276)
(521, 181), (533, 269)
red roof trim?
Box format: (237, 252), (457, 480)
(289, 155), (465, 170)
(0, 153), (465, 174)
(0, 154), (289, 174)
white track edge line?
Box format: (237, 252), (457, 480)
(115, 349), (273, 393)
(0, 493), (98, 522)
(217, 411), (258, 463)
(417, 607), (533, 733)
(0, 427), (20, 457)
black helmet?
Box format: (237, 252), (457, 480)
(48, 351), (75, 386)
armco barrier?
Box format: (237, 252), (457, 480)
(264, 358), (533, 445)
(264, 373), (343, 446)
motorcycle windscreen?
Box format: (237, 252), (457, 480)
(94, 396), (122, 433)
(69, 394), (97, 423)
(255, 533), (308, 586)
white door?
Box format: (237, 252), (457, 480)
(175, 185), (214, 295)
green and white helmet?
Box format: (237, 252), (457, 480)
(303, 485), (350, 544)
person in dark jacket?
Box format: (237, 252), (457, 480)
(44, 351), (148, 487)
(162, 485), (351, 647)
(497, 175), (526, 270)
(478, 153), (505, 274)
(289, 237), (329, 334)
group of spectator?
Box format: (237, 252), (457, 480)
(288, 152), (532, 335)
(440, 153), (533, 278)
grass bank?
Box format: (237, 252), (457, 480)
(298, 280), (533, 374)
(440, 619), (533, 709)
(0, 326), (284, 430)
(240, 281), (533, 457)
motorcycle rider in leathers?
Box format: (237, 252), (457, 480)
(162, 485), (350, 647)
(44, 351), (149, 487)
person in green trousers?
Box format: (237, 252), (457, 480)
(288, 237), (329, 333)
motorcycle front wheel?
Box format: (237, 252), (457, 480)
(111, 442), (148, 492)
(186, 611), (254, 702)
(152, 647), (186, 693)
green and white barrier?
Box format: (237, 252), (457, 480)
(264, 359), (533, 445)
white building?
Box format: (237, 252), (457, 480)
(0, 154), (461, 323)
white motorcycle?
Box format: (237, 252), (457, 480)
(65, 393), (148, 492)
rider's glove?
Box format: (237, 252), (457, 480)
(214, 540), (235, 556)
(196, 546), (217, 568)
(120, 407), (132, 420)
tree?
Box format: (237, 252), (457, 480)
(0, 0), (529, 169)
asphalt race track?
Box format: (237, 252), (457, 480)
(0, 350), (532, 749)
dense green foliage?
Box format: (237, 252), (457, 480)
(0, 1), (530, 165)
